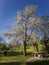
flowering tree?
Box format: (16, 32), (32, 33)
(4, 6), (41, 56)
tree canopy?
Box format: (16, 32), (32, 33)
(4, 5), (49, 55)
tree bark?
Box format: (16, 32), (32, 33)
(44, 41), (49, 53)
(23, 41), (27, 56)
(23, 21), (27, 56)
(36, 43), (39, 52)
(43, 33), (49, 53)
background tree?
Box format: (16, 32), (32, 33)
(28, 32), (39, 52)
(0, 37), (6, 50)
(35, 16), (49, 53)
(10, 38), (21, 49)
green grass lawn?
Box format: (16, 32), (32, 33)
(0, 45), (48, 64)
(0, 55), (31, 63)
(0, 46), (33, 63)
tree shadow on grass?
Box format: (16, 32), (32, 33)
(26, 60), (49, 65)
(0, 61), (21, 65)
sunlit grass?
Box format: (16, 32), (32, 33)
(0, 45), (46, 63)
(0, 55), (30, 63)
(0, 46), (33, 63)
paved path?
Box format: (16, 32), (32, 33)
(26, 57), (49, 62)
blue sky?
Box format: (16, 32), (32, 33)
(0, 0), (49, 36)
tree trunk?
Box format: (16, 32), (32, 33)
(44, 41), (49, 53)
(36, 44), (38, 52)
(23, 41), (27, 56)
(23, 21), (27, 56)
(44, 33), (49, 53)
(33, 42), (39, 52)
